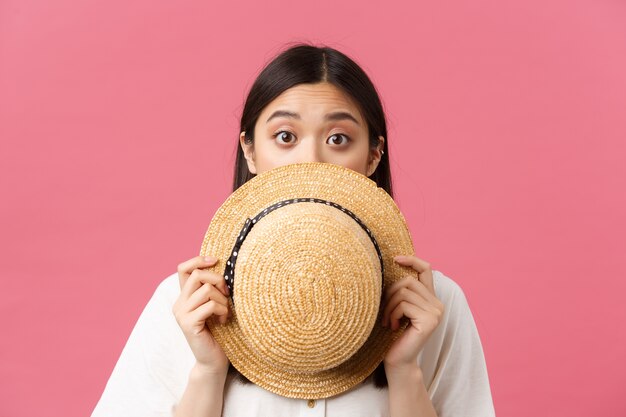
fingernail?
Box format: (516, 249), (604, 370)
(204, 256), (217, 262)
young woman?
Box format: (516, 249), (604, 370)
(91, 43), (495, 417)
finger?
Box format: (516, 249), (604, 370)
(389, 276), (441, 306)
(393, 255), (435, 294)
(383, 278), (444, 322)
(389, 301), (425, 331)
(183, 283), (229, 313)
(181, 269), (229, 300)
(382, 285), (431, 327)
(177, 255), (219, 290)
(187, 300), (229, 329)
(383, 276), (416, 306)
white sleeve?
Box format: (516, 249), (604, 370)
(91, 273), (193, 417)
(424, 271), (496, 417)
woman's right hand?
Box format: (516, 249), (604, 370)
(173, 255), (231, 375)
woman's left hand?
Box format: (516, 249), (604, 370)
(382, 255), (445, 372)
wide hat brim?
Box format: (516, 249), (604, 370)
(200, 162), (416, 399)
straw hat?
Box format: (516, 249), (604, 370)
(200, 162), (416, 399)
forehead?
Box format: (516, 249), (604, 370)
(260, 83), (365, 122)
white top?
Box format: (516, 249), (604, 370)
(91, 270), (496, 417)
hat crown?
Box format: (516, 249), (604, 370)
(234, 202), (382, 372)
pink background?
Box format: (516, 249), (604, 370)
(1, 0), (625, 416)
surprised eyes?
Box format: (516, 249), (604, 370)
(272, 131), (351, 146)
(273, 131), (295, 144)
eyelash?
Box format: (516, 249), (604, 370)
(271, 130), (352, 146)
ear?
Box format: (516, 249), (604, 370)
(240, 131), (257, 174)
(366, 136), (385, 177)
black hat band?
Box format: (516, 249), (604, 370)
(223, 198), (384, 305)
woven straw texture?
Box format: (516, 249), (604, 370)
(200, 162), (416, 399)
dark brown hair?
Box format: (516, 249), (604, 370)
(229, 41), (393, 390)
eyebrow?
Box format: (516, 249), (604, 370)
(265, 110), (360, 126)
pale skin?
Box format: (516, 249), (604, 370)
(173, 82), (443, 417)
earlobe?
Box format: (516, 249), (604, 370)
(240, 131), (257, 174)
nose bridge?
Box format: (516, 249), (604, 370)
(298, 135), (323, 162)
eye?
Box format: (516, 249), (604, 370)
(272, 130), (296, 144)
(327, 133), (351, 146)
